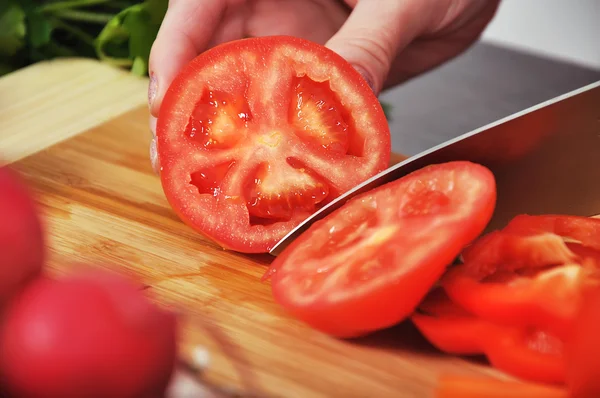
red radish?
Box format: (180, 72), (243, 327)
(0, 268), (178, 398)
(0, 166), (45, 310)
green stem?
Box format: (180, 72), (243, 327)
(103, 1), (135, 9)
(50, 17), (96, 47)
(38, 0), (114, 13)
(53, 9), (115, 24)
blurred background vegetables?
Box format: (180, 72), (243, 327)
(0, 0), (167, 77)
(0, 0), (392, 117)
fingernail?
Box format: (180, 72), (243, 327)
(149, 138), (160, 175)
(149, 115), (157, 138)
(148, 73), (157, 108)
(352, 65), (376, 93)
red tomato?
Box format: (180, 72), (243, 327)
(156, 36), (391, 253)
(0, 268), (178, 398)
(267, 161), (497, 338)
(0, 166), (45, 309)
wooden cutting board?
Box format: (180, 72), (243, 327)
(1, 59), (508, 398)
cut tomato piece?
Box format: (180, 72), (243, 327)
(565, 287), (600, 398)
(267, 161), (497, 337)
(435, 375), (568, 398)
(505, 215), (600, 251)
(156, 36), (391, 253)
(443, 231), (600, 338)
(413, 291), (566, 384)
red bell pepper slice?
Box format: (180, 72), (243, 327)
(413, 290), (565, 384)
(565, 287), (600, 398)
(442, 231), (600, 338)
(460, 230), (577, 268)
(504, 215), (600, 251)
(435, 375), (568, 398)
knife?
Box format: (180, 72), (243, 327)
(270, 80), (600, 256)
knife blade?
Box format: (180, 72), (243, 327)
(270, 80), (600, 256)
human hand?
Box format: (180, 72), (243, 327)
(147, 0), (500, 173)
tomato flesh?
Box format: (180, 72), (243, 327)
(156, 36), (391, 253)
(268, 161), (497, 338)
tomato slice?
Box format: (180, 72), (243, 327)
(505, 215), (600, 251)
(156, 36), (391, 253)
(413, 290), (566, 384)
(435, 376), (568, 398)
(565, 287), (600, 398)
(443, 231), (600, 338)
(267, 161), (497, 338)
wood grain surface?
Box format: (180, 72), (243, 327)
(1, 54), (513, 396)
(0, 58), (148, 165)
(10, 106), (508, 398)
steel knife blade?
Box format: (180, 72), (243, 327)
(270, 80), (600, 256)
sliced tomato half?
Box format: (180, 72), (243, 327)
(267, 161), (497, 338)
(413, 290), (566, 384)
(156, 36), (391, 253)
(443, 231), (600, 338)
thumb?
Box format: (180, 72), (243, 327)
(325, 0), (431, 94)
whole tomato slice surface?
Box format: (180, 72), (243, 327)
(156, 36), (391, 253)
(268, 161), (497, 338)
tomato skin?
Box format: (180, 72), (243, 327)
(0, 166), (45, 310)
(156, 36), (391, 253)
(269, 161), (497, 338)
(0, 268), (178, 398)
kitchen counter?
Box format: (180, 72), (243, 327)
(1, 41), (598, 398)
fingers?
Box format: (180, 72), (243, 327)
(148, 0), (226, 118)
(325, 0), (429, 94)
(149, 116), (159, 174)
(326, 0), (494, 94)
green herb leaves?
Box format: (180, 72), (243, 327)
(0, 0), (167, 77)
(96, 0), (167, 76)
(0, 1), (27, 58)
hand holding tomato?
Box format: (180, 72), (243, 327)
(147, 0), (500, 172)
